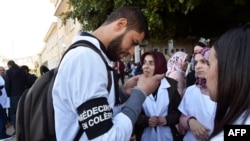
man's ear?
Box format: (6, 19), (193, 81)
(114, 18), (127, 31)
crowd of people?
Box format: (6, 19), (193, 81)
(130, 23), (250, 141)
(0, 6), (249, 141)
(0, 60), (50, 140)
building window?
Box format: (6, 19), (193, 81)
(66, 19), (75, 32)
(180, 48), (185, 52)
(171, 49), (175, 54)
(58, 18), (63, 28)
(59, 36), (65, 49)
(164, 48), (168, 55)
(153, 47), (159, 52)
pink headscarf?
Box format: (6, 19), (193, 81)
(193, 47), (210, 88)
(166, 51), (188, 76)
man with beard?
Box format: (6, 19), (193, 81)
(52, 6), (164, 141)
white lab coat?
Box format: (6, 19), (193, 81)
(0, 76), (10, 108)
(52, 35), (132, 141)
(141, 78), (173, 141)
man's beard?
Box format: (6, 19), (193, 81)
(107, 32), (126, 61)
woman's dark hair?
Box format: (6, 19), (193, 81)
(194, 37), (209, 47)
(210, 24), (250, 138)
(102, 6), (149, 39)
(140, 51), (167, 75)
(195, 42), (207, 47)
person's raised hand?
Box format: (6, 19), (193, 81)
(137, 74), (164, 96)
(123, 75), (140, 96)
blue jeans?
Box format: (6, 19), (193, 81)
(0, 105), (8, 139)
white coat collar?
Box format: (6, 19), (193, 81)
(159, 77), (171, 89)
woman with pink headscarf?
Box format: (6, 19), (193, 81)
(166, 51), (189, 96)
(178, 48), (216, 141)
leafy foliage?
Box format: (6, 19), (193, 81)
(62, 0), (250, 42)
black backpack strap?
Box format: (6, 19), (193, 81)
(59, 40), (113, 140)
(61, 40), (112, 93)
(113, 71), (120, 106)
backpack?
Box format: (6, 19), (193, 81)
(16, 40), (112, 141)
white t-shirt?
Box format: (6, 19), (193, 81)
(178, 85), (217, 141)
(0, 76), (10, 108)
(210, 111), (250, 141)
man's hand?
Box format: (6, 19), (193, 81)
(137, 74), (164, 96)
(123, 75), (140, 96)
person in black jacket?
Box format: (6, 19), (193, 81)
(133, 51), (182, 141)
(20, 65), (37, 88)
(5, 60), (27, 130)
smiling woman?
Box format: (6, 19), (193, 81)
(0, 0), (55, 59)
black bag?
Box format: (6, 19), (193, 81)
(16, 40), (112, 141)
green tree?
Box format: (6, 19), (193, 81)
(62, 0), (250, 42)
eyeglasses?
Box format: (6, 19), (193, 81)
(143, 60), (155, 66)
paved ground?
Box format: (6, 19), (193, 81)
(1, 125), (15, 141)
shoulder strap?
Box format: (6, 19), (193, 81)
(60, 40), (112, 93)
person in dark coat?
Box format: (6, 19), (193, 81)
(114, 60), (125, 85)
(5, 60), (27, 129)
(20, 65), (37, 88)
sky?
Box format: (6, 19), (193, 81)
(0, 0), (56, 59)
